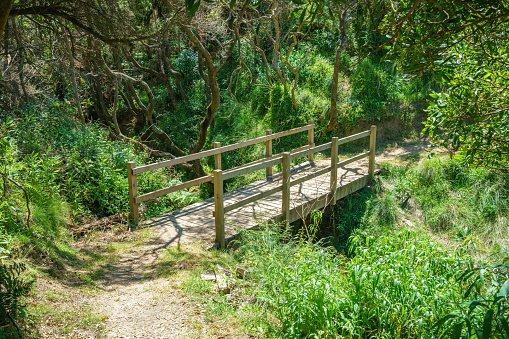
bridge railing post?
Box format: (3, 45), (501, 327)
(266, 129), (272, 179)
(127, 161), (139, 224)
(213, 142), (221, 170)
(282, 152), (291, 222)
(308, 120), (314, 162)
(369, 125), (377, 181)
(330, 137), (338, 205)
(213, 169), (225, 249)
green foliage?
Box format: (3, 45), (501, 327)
(350, 58), (389, 119)
(239, 226), (467, 338)
(0, 263), (34, 331)
(173, 49), (198, 83)
(250, 86), (270, 118)
(0, 102), (201, 266)
(362, 188), (400, 229)
(380, 0), (508, 74)
(435, 255), (509, 338)
(426, 43), (509, 171)
(379, 158), (509, 241)
(305, 55), (334, 96)
(266, 83), (299, 130)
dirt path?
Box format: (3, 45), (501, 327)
(89, 238), (196, 339)
(67, 141), (431, 339)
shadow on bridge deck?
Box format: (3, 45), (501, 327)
(143, 157), (369, 249)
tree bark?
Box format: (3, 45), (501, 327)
(326, 42), (346, 132)
(327, 7), (349, 133)
(62, 33), (85, 123)
(0, 0), (14, 43)
(12, 17), (29, 103)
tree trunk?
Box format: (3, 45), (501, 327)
(0, 0), (14, 43)
(326, 44), (343, 132)
(12, 18), (29, 103)
(63, 33), (85, 123)
(327, 7), (349, 133)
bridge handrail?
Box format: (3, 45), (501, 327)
(127, 120), (316, 223)
(212, 126), (377, 247)
(131, 123), (314, 175)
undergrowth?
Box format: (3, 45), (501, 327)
(231, 222), (509, 338)
(236, 225), (469, 338)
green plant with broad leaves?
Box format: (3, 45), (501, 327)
(239, 225), (469, 338)
(425, 41), (509, 171)
(0, 263), (34, 338)
(435, 254), (509, 338)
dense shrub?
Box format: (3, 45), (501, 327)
(0, 263), (34, 337)
(239, 226), (468, 338)
(379, 158), (508, 240)
(350, 58), (389, 119)
(266, 83), (298, 131)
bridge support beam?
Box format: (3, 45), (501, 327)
(213, 142), (221, 170)
(369, 125), (377, 181)
(308, 120), (314, 162)
(282, 152), (291, 222)
(330, 137), (338, 205)
(265, 129), (272, 179)
(213, 169), (225, 249)
(127, 161), (139, 224)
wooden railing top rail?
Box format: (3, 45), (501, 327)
(222, 157), (283, 181)
(131, 124), (315, 175)
(214, 128), (374, 216)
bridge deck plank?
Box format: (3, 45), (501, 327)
(143, 158), (369, 247)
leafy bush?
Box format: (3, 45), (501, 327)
(436, 254), (509, 338)
(0, 263), (34, 336)
(305, 55), (334, 96)
(266, 83), (299, 131)
(350, 58), (389, 119)
(250, 86), (271, 118)
(240, 226), (468, 338)
(362, 188), (400, 230)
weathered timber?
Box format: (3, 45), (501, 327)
(127, 162), (139, 223)
(213, 170), (225, 249)
(132, 124), (314, 174)
(369, 125), (377, 180)
(308, 119), (314, 162)
(266, 129), (272, 178)
(331, 137), (338, 205)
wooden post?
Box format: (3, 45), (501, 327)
(213, 169), (225, 249)
(266, 129), (272, 179)
(330, 137), (338, 205)
(213, 142), (221, 170)
(127, 161), (139, 224)
(308, 119), (314, 162)
(282, 152), (291, 222)
(369, 125), (377, 181)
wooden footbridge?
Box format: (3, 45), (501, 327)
(127, 122), (377, 248)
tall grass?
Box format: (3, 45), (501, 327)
(378, 157), (509, 247)
(238, 225), (469, 338)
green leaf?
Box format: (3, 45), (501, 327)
(482, 309), (494, 339)
(189, 0), (201, 16)
(230, 0), (236, 10)
(434, 312), (459, 330)
(497, 279), (509, 300)
(299, 8), (307, 23)
(327, 7), (335, 21)
(498, 315), (509, 336)
(451, 322), (464, 339)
